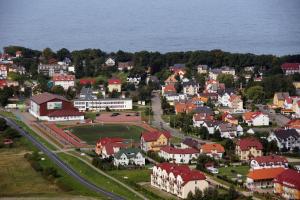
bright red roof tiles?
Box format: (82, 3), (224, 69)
(141, 131), (171, 142)
(274, 169), (300, 190)
(237, 137), (263, 151)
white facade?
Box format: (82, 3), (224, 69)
(246, 114), (270, 126)
(74, 98), (132, 112)
(113, 152), (145, 167)
(127, 76), (141, 86)
(105, 58), (115, 66)
(54, 80), (75, 90)
(218, 93), (231, 107)
(158, 148), (199, 164)
(250, 159), (288, 170)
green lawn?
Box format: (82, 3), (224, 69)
(58, 153), (143, 200)
(218, 165), (250, 181)
(67, 124), (144, 144)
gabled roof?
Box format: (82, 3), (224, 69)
(31, 92), (68, 104)
(218, 123), (237, 132)
(48, 109), (83, 117)
(182, 80), (198, 87)
(247, 167), (285, 181)
(164, 84), (176, 93)
(252, 155), (288, 165)
(165, 75), (178, 83)
(274, 92), (290, 101)
(108, 78), (121, 85)
(236, 137), (263, 151)
(201, 143), (225, 153)
(114, 148), (142, 159)
(203, 120), (221, 127)
(286, 119), (300, 129)
(193, 106), (214, 115)
(243, 111), (266, 121)
(273, 129), (300, 140)
(160, 146), (198, 155)
(181, 138), (201, 150)
(52, 74), (75, 81)
(274, 169), (300, 190)
(141, 131), (171, 142)
(281, 63), (300, 70)
(96, 137), (124, 146)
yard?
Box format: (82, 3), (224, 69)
(66, 124), (144, 144)
(218, 165), (250, 181)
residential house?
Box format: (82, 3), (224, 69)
(250, 155), (288, 170)
(38, 63), (68, 77)
(0, 65), (7, 79)
(169, 64), (185, 72)
(204, 80), (225, 93)
(202, 120), (221, 135)
(286, 119), (300, 132)
(79, 79), (96, 85)
(165, 74), (178, 85)
(222, 113), (238, 125)
(199, 92), (218, 103)
(140, 131), (171, 152)
(281, 63), (300, 75)
(182, 80), (199, 96)
(193, 113), (214, 127)
(220, 66), (236, 76)
(274, 169), (300, 199)
(217, 123), (238, 139)
(268, 129), (300, 151)
(162, 84), (177, 96)
(8, 65), (26, 74)
(246, 167), (286, 191)
(181, 138), (201, 150)
(243, 111), (269, 126)
(218, 89), (235, 107)
(235, 138), (263, 161)
(200, 143), (225, 159)
(95, 137), (125, 156)
(52, 74), (75, 90)
(208, 68), (222, 80)
(197, 65), (208, 74)
(159, 146), (199, 164)
(105, 58), (115, 66)
(113, 148), (145, 167)
(173, 68), (186, 79)
(165, 93), (187, 105)
(273, 92), (290, 108)
(292, 100), (300, 117)
(118, 61), (133, 71)
(108, 78), (122, 92)
(127, 75), (141, 86)
(151, 163), (208, 199)
(228, 94), (244, 113)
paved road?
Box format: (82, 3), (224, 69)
(3, 116), (125, 200)
(151, 92), (210, 143)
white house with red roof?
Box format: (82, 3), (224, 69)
(108, 78), (122, 92)
(200, 143), (225, 159)
(52, 74), (75, 90)
(162, 84), (177, 96)
(0, 64), (7, 79)
(95, 137), (125, 156)
(158, 146), (199, 164)
(140, 131), (171, 152)
(151, 163), (208, 199)
(29, 92), (84, 121)
(274, 169), (300, 199)
(281, 63), (300, 75)
(250, 155), (288, 170)
(243, 111), (269, 126)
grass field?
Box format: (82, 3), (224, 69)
(0, 148), (62, 197)
(67, 124), (144, 144)
(58, 153), (143, 200)
(218, 165), (250, 181)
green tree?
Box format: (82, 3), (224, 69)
(56, 48), (71, 61)
(217, 74), (234, 88)
(196, 154), (215, 171)
(245, 85), (264, 103)
(51, 85), (65, 95)
(0, 118), (7, 131)
(42, 47), (56, 62)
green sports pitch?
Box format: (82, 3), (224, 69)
(66, 124), (144, 144)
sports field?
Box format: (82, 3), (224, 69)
(66, 124), (145, 144)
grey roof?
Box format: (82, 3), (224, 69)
(275, 92), (289, 101)
(31, 92), (68, 104)
(194, 106), (214, 115)
(274, 129), (300, 140)
(173, 63), (185, 68)
(182, 80), (199, 87)
(218, 123), (237, 132)
(217, 88), (235, 96)
(203, 120), (221, 127)
(182, 138), (201, 150)
(114, 148), (142, 159)
(197, 65), (208, 70)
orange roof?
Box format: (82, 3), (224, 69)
(243, 111), (263, 121)
(164, 84), (176, 92)
(201, 143), (225, 153)
(247, 167), (286, 181)
(175, 103), (186, 113)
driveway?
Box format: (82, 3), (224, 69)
(256, 104), (290, 127)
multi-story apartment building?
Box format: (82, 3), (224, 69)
(235, 137), (263, 161)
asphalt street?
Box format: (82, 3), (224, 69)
(3, 116), (125, 200)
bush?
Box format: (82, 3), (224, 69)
(31, 161), (43, 172)
(56, 179), (73, 192)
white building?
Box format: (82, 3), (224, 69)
(268, 129), (300, 151)
(250, 155), (288, 170)
(151, 163), (208, 199)
(105, 58), (115, 66)
(158, 146), (199, 164)
(0, 65), (7, 79)
(243, 112), (269, 126)
(52, 74), (75, 90)
(113, 148), (145, 167)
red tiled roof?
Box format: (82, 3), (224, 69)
(164, 84), (176, 92)
(193, 113), (213, 121)
(286, 119), (300, 129)
(160, 146), (198, 154)
(252, 155), (288, 165)
(237, 137), (263, 151)
(281, 63), (300, 70)
(274, 169), (300, 190)
(96, 137), (124, 145)
(0, 80), (7, 87)
(247, 167), (286, 181)
(52, 74), (75, 81)
(181, 170), (206, 184)
(141, 131), (171, 142)
(201, 143), (225, 153)
(108, 78), (121, 85)
(31, 92), (68, 104)
(243, 111), (265, 121)
(79, 79), (96, 85)
(103, 143), (126, 155)
(48, 109), (83, 117)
